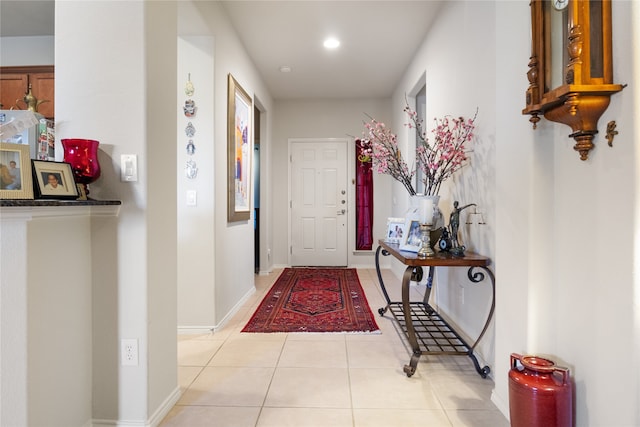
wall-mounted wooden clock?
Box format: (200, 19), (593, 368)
(523, 0), (624, 161)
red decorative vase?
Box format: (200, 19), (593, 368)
(61, 138), (101, 197)
(509, 353), (573, 427)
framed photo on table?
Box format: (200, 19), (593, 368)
(32, 160), (79, 199)
(399, 213), (423, 253)
(385, 217), (406, 245)
(227, 73), (252, 222)
(0, 143), (33, 200)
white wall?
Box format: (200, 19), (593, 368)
(27, 216), (93, 427)
(391, 1), (640, 425)
(272, 99), (393, 268)
(391, 0), (497, 378)
(56, 1), (178, 424)
(176, 35), (217, 331)
(541, 1), (638, 423)
(0, 211), (103, 426)
(145, 2), (179, 419)
(5, 1), (639, 425)
(0, 36), (54, 66)
(177, 1), (274, 328)
(4, 0), (272, 423)
(56, 0), (149, 420)
(633, 5), (640, 427)
(503, 1), (639, 425)
(493, 0), (538, 417)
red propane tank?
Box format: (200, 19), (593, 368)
(509, 353), (573, 427)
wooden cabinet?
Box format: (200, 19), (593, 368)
(0, 66), (54, 119)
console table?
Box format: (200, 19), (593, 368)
(375, 240), (495, 378)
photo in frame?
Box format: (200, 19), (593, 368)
(399, 213), (423, 253)
(227, 73), (252, 222)
(385, 217), (406, 245)
(32, 160), (79, 199)
(0, 143), (34, 200)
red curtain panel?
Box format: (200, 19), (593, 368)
(355, 140), (374, 250)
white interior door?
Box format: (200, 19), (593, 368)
(290, 139), (348, 266)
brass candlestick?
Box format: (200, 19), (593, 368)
(417, 223), (434, 258)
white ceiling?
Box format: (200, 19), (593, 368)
(1, 0), (443, 100)
(0, 1), (55, 37)
(219, 1), (443, 99)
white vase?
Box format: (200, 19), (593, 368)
(410, 194), (444, 248)
(410, 194), (443, 225)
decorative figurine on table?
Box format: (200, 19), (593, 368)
(449, 200), (476, 256)
(438, 227), (452, 252)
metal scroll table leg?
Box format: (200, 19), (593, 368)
(422, 267), (435, 313)
(401, 266), (421, 377)
(466, 266), (496, 378)
(375, 245), (392, 315)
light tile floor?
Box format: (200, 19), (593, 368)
(160, 268), (509, 427)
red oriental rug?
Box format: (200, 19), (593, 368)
(242, 268), (380, 333)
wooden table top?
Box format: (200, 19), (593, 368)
(378, 240), (490, 267)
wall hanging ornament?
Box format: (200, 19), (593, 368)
(186, 140), (196, 155)
(185, 122), (195, 138)
(183, 99), (197, 117)
(185, 159), (198, 179)
(184, 73), (194, 96)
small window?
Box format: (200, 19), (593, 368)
(414, 85), (426, 195)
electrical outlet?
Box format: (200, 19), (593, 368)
(458, 285), (465, 306)
(121, 339), (138, 366)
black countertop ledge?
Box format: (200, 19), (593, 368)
(1, 199), (121, 207)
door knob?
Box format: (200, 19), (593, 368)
(337, 209), (346, 215)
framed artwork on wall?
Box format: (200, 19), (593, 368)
(227, 73), (252, 222)
(0, 143), (33, 200)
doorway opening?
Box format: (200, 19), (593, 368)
(254, 104), (260, 273)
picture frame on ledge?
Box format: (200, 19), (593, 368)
(0, 143), (34, 200)
(32, 160), (79, 200)
(385, 217), (406, 245)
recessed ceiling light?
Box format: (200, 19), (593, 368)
(323, 38), (340, 49)
(279, 65), (292, 73)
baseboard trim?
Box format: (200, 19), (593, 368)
(177, 326), (215, 334)
(91, 417), (145, 426)
(211, 285), (256, 332)
(91, 386), (181, 427)
(177, 284), (256, 335)
(491, 389), (510, 422)
(148, 386), (181, 427)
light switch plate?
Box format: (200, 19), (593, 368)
(121, 154), (138, 182)
(186, 190), (197, 206)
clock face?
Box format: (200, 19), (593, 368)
(553, 0), (568, 11)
